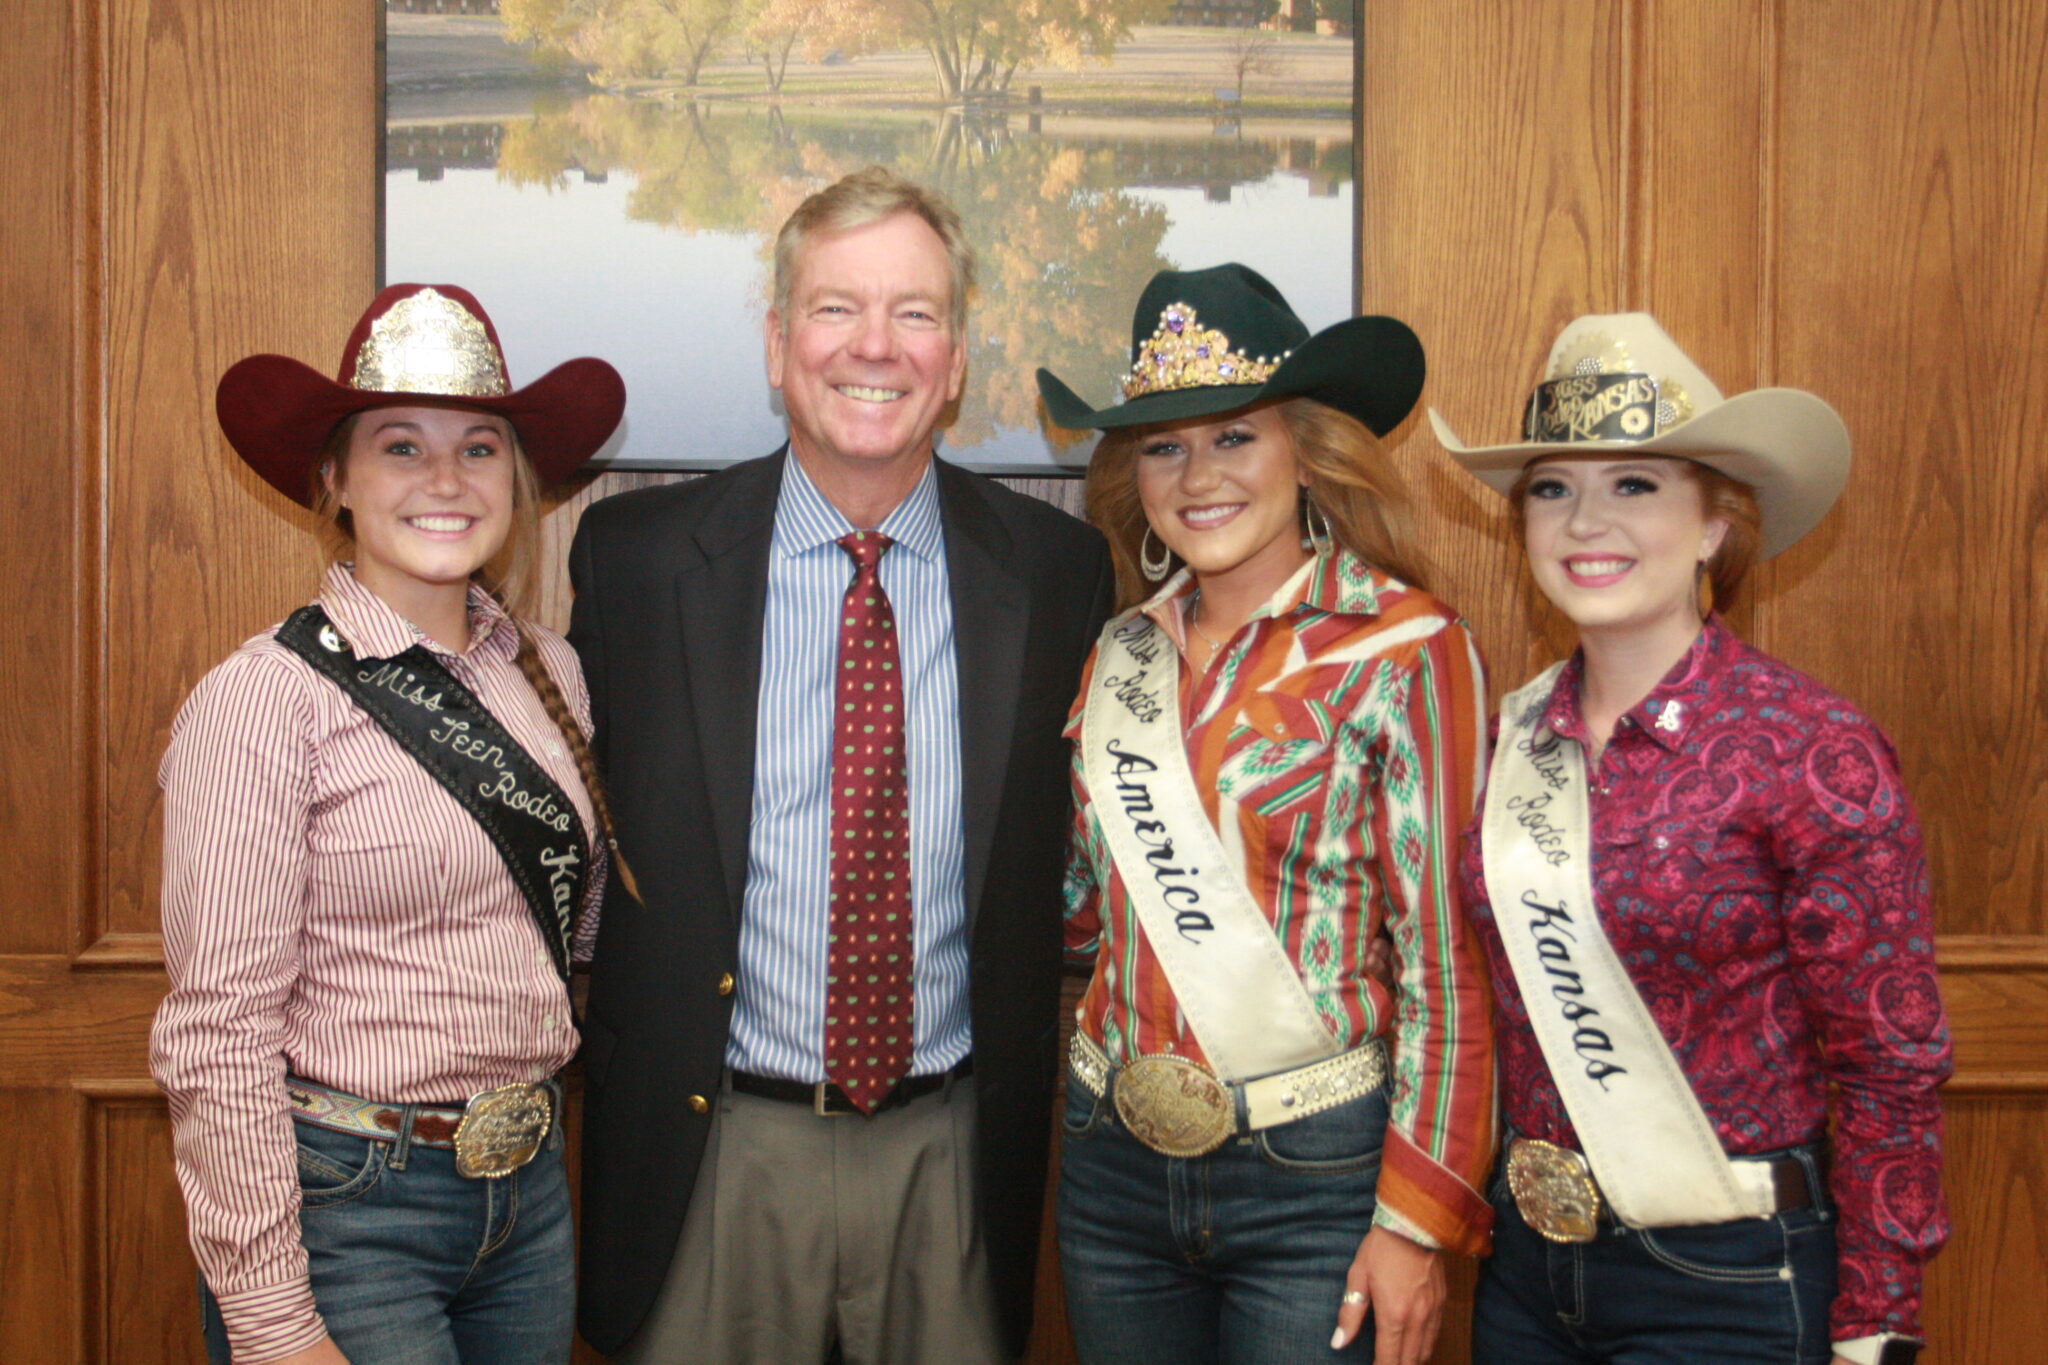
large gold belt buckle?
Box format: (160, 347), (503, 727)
(1113, 1054), (1235, 1158)
(453, 1081), (553, 1179)
(1506, 1137), (1603, 1243)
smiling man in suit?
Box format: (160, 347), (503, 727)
(568, 166), (1115, 1364)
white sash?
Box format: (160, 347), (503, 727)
(1080, 612), (1339, 1082)
(1483, 664), (1777, 1226)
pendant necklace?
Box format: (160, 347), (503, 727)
(1188, 587), (1223, 654)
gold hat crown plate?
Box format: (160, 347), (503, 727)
(352, 288), (509, 398)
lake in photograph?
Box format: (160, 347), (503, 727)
(385, 40), (1355, 472)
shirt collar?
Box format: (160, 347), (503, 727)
(1632, 615), (1734, 749)
(317, 562), (515, 663)
(1299, 549), (1387, 618)
(1540, 616), (1733, 751)
(773, 454), (945, 563)
(1134, 548), (1386, 635)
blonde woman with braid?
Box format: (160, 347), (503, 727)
(151, 284), (633, 1365)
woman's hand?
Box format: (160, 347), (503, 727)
(1363, 931), (1396, 992)
(1332, 1225), (1444, 1363)
(265, 1337), (351, 1365)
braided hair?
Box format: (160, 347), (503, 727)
(511, 623), (642, 911)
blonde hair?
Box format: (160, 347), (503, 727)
(771, 165), (975, 333)
(312, 410), (641, 905)
(1507, 458), (1762, 610)
(1083, 397), (1431, 611)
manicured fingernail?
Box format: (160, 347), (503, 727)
(1330, 1326), (1348, 1350)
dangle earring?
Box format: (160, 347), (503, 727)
(1139, 526), (1174, 582)
(1302, 494), (1335, 557)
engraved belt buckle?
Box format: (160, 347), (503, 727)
(1506, 1137), (1603, 1243)
(453, 1081), (553, 1179)
(1112, 1054), (1235, 1158)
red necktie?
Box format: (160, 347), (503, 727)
(825, 531), (914, 1113)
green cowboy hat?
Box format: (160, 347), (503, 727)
(1036, 263), (1425, 436)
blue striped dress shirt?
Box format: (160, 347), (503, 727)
(726, 455), (970, 1081)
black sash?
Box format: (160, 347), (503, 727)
(276, 605), (591, 984)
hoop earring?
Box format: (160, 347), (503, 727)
(1139, 526), (1173, 582)
(1302, 494), (1334, 557)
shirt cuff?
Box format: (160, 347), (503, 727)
(1370, 1202), (1439, 1250)
(1374, 1126), (1494, 1257)
(1832, 1334), (1920, 1364)
(214, 1276), (327, 1363)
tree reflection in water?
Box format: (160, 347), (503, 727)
(441, 95), (1349, 459)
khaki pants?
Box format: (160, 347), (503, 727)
(614, 1071), (1006, 1365)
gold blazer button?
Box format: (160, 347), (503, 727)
(688, 1094), (710, 1115)
(717, 972), (736, 997)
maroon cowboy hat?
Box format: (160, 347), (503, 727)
(216, 283), (625, 506)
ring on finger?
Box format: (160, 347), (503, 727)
(1341, 1289), (1367, 1305)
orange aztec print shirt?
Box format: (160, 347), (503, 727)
(1063, 550), (1498, 1254)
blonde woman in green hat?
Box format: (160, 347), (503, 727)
(1435, 314), (1950, 1365)
(1039, 264), (1498, 1364)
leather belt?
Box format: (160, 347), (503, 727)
(288, 1076), (469, 1148)
(1069, 1030), (1388, 1158)
(729, 1058), (971, 1117)
(1505, 1135), (1815, 1243)
(286, 1075), (559, 1179)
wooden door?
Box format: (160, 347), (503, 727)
(2, 3), (2041, 1362)
(0, 1), (371, 1357)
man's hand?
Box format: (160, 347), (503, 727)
(265, 1337), (350, 1365)
(1331, 1225), (1443, 1363)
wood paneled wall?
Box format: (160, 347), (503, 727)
(0, 2), (2039, 1360)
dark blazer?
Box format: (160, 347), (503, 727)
(568, 450), (1114, 1357)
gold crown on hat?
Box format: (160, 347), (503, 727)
(1121, 303), (1288, 401)
(1522, 330), (1697, 443)
(350, 288), (510, 398)
(1557, 331), (1695, 429)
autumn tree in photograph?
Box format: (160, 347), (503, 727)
(505, 0), (1174, 99)
(1220, 24), (1283, 103)
(503, 0), (741, 84)
(739, 0), (882, 94)
(872, 0), (1172, 100)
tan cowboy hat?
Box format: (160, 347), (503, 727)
(1429, 312), (1850, 558)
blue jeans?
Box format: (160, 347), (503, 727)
(1472, 1146), (1836, 1363)
(202, 1114), (574, 1365)
(1057, 1067), (1388, 1365)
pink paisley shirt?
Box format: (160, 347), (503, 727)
(1460, 618), (1951, 1342)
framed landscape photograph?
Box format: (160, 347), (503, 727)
(381, 0), (1360, 473)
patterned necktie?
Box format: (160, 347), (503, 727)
(825, 531), (914, 1113)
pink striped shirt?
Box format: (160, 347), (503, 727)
(150, 565), (603, 1364)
